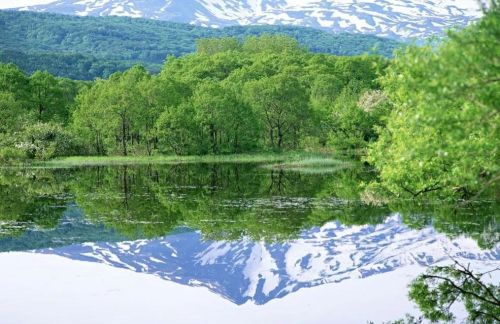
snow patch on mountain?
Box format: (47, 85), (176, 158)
(14, 0), (484, 39)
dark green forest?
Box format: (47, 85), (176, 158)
(0, 10), (400, 80)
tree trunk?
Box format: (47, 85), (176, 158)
(269, 128), (275, 148)
(121, 117), (128, 156)
(210, 124), (217, 154)
(38, 104), (44, 121)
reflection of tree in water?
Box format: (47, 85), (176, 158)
(71, 165), (179, 239)
(268, 169), (286, 195)
(68, 164), (498, 244)
(392, 200), (499, 249)
(0, 169), (72, 237)
(67, 163), (347, 241)
(0, 164), (497, 246)
(149, 163), (332, 241)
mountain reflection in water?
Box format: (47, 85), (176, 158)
(39, 216), (499, 305)
(0, 163), (498, 305)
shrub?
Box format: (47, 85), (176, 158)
(16, 122), (84, 160)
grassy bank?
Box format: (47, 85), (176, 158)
(27, 152), (345, 169)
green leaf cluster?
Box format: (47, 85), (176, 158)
(367, 8), (500, 200)
(72, 35), (388, 156)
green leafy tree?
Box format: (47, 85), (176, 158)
(192, 81), (259, 154)
(72, 80), (113, 155)
(155, 102), (202, 155)
(196, 37), (241, 55)
(29, 70), (64, 121)
(367, 8), (500, 199)
(0, 63), (30, 105)
(245, 71), (310, 149)
(0, 92), (27, 135)
(242, 34), (305, 55)
(136, 75), (185, 155)
(329, 85), (391, 153)
(72, 65), (150, 156)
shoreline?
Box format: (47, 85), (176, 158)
(2, 152), (346, 169)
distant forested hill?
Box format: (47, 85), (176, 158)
(0, 11), (401, 80)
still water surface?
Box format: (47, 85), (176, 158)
(0, 163), (498, 322)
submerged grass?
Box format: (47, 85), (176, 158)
(263, 155), (353, 173)
(27, 151), (346, 169)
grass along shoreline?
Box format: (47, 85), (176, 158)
(24, 152), (346, 169)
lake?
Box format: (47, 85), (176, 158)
(0, 163), (498, 323)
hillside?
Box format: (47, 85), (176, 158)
(0, 11), (400, 80)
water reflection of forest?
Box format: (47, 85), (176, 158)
(0, 164), (497, 248)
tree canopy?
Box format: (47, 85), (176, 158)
(366, 8), (500, 200)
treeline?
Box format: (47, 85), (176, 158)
(0, 50), (131, 81)
(0, 34), (389, 160)
(73, 35), (390, 156)
(0, 10), (400, 80)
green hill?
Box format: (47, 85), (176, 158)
(0, 11), (401, 80)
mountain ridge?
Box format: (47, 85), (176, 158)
(19, 0), (483, 40)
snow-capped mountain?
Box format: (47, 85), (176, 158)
(17, 0), (484, 39)
(38, 215), (500, 305)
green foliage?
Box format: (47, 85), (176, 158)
(245, 71), (310, 149)
(409, 260), (499, 323)
(0, 63), (30, 104)
(0, 63), (86, 162)
(329, 86), (392, 153)
(0, 91), (27, 134)
(155, 102), (201, 155)
(196, 37), (241, 55)
(0, 11), (401, 80)
(242, 34), (305, 54)
(0, 50), (130, 81)
(30, 70), (64, 121)
(69, 35), (386, 156)
(16, 122), (83, 160)
(72, 66), (151, 156)
(367, 9), (500, 200)
(0, 147), (27, 163)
